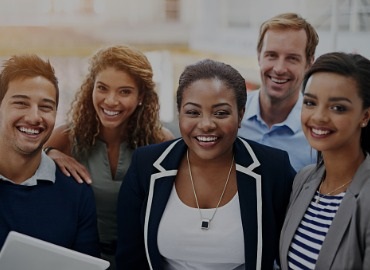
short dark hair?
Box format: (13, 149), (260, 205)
(176, 59), (247, 112)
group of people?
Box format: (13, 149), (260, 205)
(0, 11), (369, 270)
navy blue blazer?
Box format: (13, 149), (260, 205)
(116, 137), (295, 270)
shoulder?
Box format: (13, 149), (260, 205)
(46, 124), (72, 154)
(238, 137), (290, 159)
(130, 139), (184, 170)
(161, 127), (176, 141)
(54, 167), (93, 195)
(135, 139), (181, 155)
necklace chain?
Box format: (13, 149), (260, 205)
(186, 150), (234, 230)
(315, 178), (352, 204)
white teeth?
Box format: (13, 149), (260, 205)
(103, 109), (120, 116)
(197, 136), (217, 142)
(312, 128), (330, 135)
(19, 127), (40, 135)
(271, 77), (288, 84)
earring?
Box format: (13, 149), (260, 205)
(362, 122), (367, 127)
(138, 102), (142, 106)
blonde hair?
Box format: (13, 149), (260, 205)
(257, 13), (319, 63)
(68, 45), (165, 155)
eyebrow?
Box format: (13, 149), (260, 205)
(183, 102), (232, 108)
(96, 80), (135, 90)
(11, 94), (57, 106)
(304, 93), (352, 103)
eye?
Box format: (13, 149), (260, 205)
(184, 109), (199, 117)
(39, 105), (55, 112)
(303, 99), (315, 107)
(331, 105), (347, 112)
(119, 88), (132, 95)
(214, 110), (230, 117)
(265, 52), (276, 59)
(288, 56), (300, 63)
(97, 85), (107, 91)
(12, 101), (28, 108)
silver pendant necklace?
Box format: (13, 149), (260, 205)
(186, 150), (234, 230)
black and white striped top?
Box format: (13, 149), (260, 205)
(287, 191), (345, 269)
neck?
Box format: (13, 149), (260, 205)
(0, 151), (41, 184)
(100, 126), (126, 146)
(322, 149), (365, 186)
(259, 90), (298, 127)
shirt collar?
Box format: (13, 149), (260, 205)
(245, 89), (303, 133)
(0, 152), (56, 186)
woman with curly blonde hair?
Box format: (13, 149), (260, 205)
(44, 45), (174, 269)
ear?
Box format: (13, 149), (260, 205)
(361, 109), (370, 127)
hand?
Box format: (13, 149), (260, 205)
(47, 149), (92, 184)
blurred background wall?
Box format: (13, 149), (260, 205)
(0, 0), (369, 137)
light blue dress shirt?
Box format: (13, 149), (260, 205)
(238, 89), (316, 172)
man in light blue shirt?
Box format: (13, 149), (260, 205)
(238, 13), (319, 172)
(239, 90), (315, 171)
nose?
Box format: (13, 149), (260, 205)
(311, 106), (329, 123)
(273, 58), (287, 75)
(198, 115), (216, 131)
(104, 92), (119, 106)
(24, 106), (42, 124)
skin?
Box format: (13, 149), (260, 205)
(46, 67), (174, 183)
(302, 72), (370, 193)
(258, 29), (311, 127)
(0, 76), (57, 183)
(93, 67), (142, 134)
(175, 78), (244, 209)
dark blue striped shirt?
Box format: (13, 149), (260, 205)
(287, 191), (344, 269)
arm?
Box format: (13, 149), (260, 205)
(45, 124), (92, 184)
(161, 126), (176, 141)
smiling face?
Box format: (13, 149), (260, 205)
(301, 72), (369, 155)
(179, 78), (243, 162)
(258, 29), (309, 104)
(92, 67), (142, 131)
(0, 76), (57, 155)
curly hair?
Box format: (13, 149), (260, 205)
(68, 45), (165, 155)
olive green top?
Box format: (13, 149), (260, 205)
(73, 139), (133, 245)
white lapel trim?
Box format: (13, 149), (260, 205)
(236, 137), (262, 270)
(144, 139), (181, 270)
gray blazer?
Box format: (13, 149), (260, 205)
(279, 154), (370, 270)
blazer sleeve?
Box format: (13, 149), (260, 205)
(116, 150), (150, 270)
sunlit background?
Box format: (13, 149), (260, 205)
(0, 0), (369, 137)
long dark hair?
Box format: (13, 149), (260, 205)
(302, 52), (370, 165)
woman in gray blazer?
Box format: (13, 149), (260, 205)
(279, 52), (370, 269)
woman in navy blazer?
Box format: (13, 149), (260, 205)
(279, 52), (370, 269)
(116, 59), (295, 270)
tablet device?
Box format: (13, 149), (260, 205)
(0, 231), (110, 270)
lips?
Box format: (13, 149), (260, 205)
(196, 135), (218, 142)
(270, 77), (289, 84)
(18, 127), (41, 135)
(102, 108), (121, 116)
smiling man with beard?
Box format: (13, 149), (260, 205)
(0, 54), (100, 258)
(238, 13), (319, 172)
